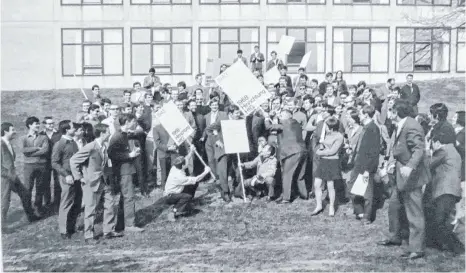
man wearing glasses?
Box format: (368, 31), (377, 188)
(102, 105), (121, 135)
(40, 117), (62, 210)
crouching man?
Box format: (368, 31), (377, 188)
(70, 124), (122, 243)
(236, 144), (278, 201)
(164, 144), (210, 222)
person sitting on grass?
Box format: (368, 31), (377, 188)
(164, 145), (211, 222)
(235, 144), (277, 201)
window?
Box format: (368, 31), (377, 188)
(61, 0), (122, 5)
(200, 0), (258, 4)
(199, 27), (259, 73)
(396, 28), (450, 72)
(266, 27), (326, 73)
(62, 28), (124, 76)
(267, 0), (325, 4)
(131, 28), (192, 75)
(396, 0), (450, 5)
(332, 27), (389, 73)
(131, 0), (191, 4)
(334, 0), (388, 4)
(457, 28), (465, 72)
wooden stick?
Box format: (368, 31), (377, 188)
(237, 153), (247, 202)
(186, 140), (216, 179)
(73, 74), (88, 100)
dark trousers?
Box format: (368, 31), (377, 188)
(388, 187), (425, 253)
(205, 138), (217, 179)
(158, 156), (173, 189)
(43, 164), (61, 207)
(1, 175), (35, 224)
(281, 152), (308, 201)
(58, 178), (83, 234)
(352, 173), (374, 221)
(24, 163), (48, 210)
(217, 154), (237, 196)
(165, 192), (193, 213)
(425, 194), (464, 254)
(116, 174), (136, 230)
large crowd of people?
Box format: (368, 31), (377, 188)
(1, 53), (465, 259)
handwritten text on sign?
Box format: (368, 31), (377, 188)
(215, 61), (271, 115)
(154, 101), (194, 146)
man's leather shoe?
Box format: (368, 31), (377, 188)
(104, 231), (124, 239)
(377, 239), (401, 246)
(27, 214), (42, 223)
(60, 233), (72, 239)
(276, 199), (290, 204)
(222, 195), (232, 203)
(401, 252), (424, 260)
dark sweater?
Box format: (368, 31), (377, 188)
(52, 137), (79, 177)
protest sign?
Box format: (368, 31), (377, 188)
(154, 101), (194, 146)
(276, 35), (295, 58)
(215, 61), (271, 115)
(221, 120), (250, 154)
(263, 65), (281, 84)
(299, 50), (312, 69)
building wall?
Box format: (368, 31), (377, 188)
(1, 0), (464, 91)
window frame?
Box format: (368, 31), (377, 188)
(457, 28), (465, 72)
(61, 0), (123, 5)
(199, 0), (259, 5)
(130, 27), (193, 76)
(395, 27), (451, 73)
(266, 0), (326, 5)
(198, 27), (260, 73)
(265, 26), (327, 73)
(395, 0), (451, 6)
(333, 0), (389, 5)
(130, 0), (192, 5)
(61, 27), (124, 77)
(331, 27), (389, 73)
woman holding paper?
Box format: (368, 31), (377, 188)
(311, 116), (344, 217)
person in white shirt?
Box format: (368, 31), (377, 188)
(164, 146), (210, 222)
(102, 104), (121, 135)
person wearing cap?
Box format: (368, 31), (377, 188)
(164, 145), (211, 222)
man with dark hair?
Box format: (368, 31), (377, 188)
(400, 74), (421, 115)
(428, 103), (456, 145)
(108, 113), (144, 232)
(269, 109), (308, 203)
(188, 74), (205, 99)
(279, 66), (292, 88)
(77, 100), (92, 123)
(52, 120), (83, 239)
(91, 85), (100, 100)
(85, 104), (101, 127)
(350, 105), (381, 225)
(233, 49), (248, 66)
(143, 67), (161, 90)
(122, 90), (132, 104)
(40, 116), (62, 209)
(266, 51), (283, 71)
(164, 148), (210, 222)
(100, 98), (112, 119)
(377, 78), (395, 102)
(22, 116), (49, 215)
(378, 99), (429, 260)
(70, 123), (123, 242)
(2, 122), (41, 230)
(250, 45), (265, 72)
(319, 72), (334, 96)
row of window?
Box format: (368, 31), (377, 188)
(61, 27), (466, 77)
(61, 0), (464, 5)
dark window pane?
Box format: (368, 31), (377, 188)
(288, 41), (305, 64)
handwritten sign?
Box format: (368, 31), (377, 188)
(215, 61), (271, 115)
(154, 101), (194, 146)
(221, 120), (250, 154)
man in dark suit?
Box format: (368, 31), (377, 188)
(265, 51), (284, 72)
(400, 74), (421, 115)
(108, 113), (144, 233)
(201, 98), (228, 179)
(350, 105), (381, 225)
(70, 124), (123, 242)
(427, 103), (456, 145)
(187, 99), (206, 175)
(250, 45), (265, 73)
(378, 99), (429, 260)
(269, 109), (308, 203)
(40, 116), (62, 209)
(153, 122), (180, 189)
(1, 122), (41, 231)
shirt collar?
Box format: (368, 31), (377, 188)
(27, 131), (38, 137)
(397, 117), (408, 129)
(1, 136), (11, 145)
(62, 135), (73, 141)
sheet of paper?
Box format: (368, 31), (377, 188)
(276, 35), (295, 58)
(263, 66), (281, 84)
(221, 120), (250, 154)
(350, 174), (368, 197)
(299, 50), (312, 69)
(154, 101), (194, 146)
(215, 61), (271, 115)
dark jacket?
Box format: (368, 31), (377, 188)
(430, 120), (456, 145)
(352, 120), (381, 174)
(108, 131), (136, 176)
(400, 83), (421, 107)
(428, 143), (462, 200)
(269, 119), (306, 161)
(51, 137), (79, 177)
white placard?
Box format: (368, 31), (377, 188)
(215, 60), (271, 115)
(263, 65), (281, 84)
(221, 120), (250, 154)
(299, 50), (312, 69)
(154, 101), (194, 146)
(276, 35), (295, 58)
(350, 174), (368, 197)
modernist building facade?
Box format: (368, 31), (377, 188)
(1, 0), (464, 91)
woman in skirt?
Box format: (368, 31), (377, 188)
(311, 116), (344, 217)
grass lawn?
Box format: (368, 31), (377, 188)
(1, 77), (465, 272)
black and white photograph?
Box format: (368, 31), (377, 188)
(0, 0), (465, 271)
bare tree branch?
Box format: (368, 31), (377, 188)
(402, 7), (465, 29)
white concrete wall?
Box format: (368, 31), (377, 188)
(1, 0), (464, 91)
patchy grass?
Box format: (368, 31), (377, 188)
(1, 77), (465, 272)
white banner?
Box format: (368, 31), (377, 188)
(214, 61), (271, 115)
(154, 101), (194, 146)
(263, 66), (281, 84)
(276, 35), (295, 58)
(300, 50), (312, 69)
(221, 120), (250, 154)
